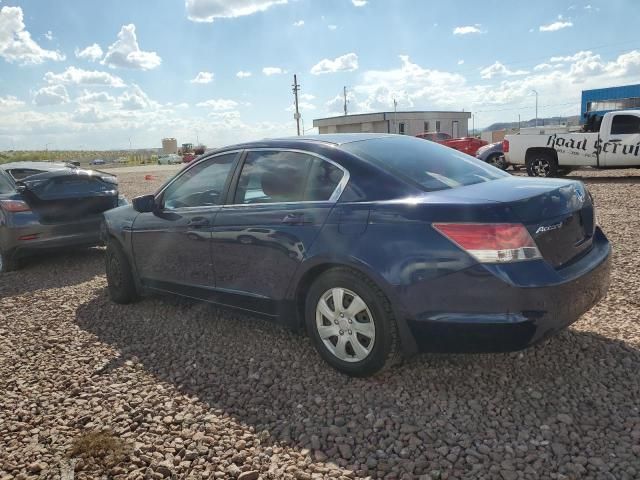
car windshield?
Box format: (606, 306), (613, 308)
(342, 136), (508, 192)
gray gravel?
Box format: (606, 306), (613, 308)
(1, 167), (639, 479)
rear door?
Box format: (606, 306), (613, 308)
(211, 149), (347, 314)
(131, 152), (238, 293)
(602, 113), (640, 166)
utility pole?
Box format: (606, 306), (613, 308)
(292, 74), (301, 136)
(393, 98), (398, 134)
(531, 89), (538, 127)
(518, 114), (521, 130)
(343, 86), (348, 116)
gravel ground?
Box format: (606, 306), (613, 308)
(1, 167), (639, 480)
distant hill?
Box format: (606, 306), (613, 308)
(484, 115), (580, 132)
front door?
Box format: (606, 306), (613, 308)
(211, 149), (347, 315)
(452, 120), (459, 138)
(602, 113), (640, 167)
(131, 152), (238, 294)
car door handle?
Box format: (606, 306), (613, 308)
(281, 213), (310, 225)
(188, 216), (210, 228)
(608, 138), (622, 142)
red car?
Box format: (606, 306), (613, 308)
(416, 132), (488, 156)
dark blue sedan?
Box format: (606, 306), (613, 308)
(103, 134), (611, 376)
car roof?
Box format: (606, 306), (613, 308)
(0, 161), (73, 171)
(202, 133), (397, 156)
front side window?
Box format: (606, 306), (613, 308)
(162, 153), (236, 209)
(234, 150), (344, 204)
(611, 115), (640, 135)
(342, 136), (508, 192)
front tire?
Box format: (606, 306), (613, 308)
(105, 240), (139, 304)
(526, 152), (559, 177)
(305, 268), (400, 377)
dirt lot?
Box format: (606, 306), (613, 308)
(1, 167), (639, 480)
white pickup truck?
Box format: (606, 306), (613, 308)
(503, 110), (640, 177)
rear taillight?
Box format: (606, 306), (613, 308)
(502, 139), (509, 153)
(433, 223), (541, 263)
(0, 199), (31, 212)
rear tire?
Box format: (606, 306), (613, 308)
(486, 153), (508, 170)
(305, 267), (401, 377)
(0, 249), (19, 273)
(526, 151), (559, 177)
(105, 239), (139, 304)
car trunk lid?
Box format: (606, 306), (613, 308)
(420, 177), (596, 268)
(18, 169), (119, 223)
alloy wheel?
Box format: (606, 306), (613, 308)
(315, 287), (376, 362)
(532, 158), (551, 176)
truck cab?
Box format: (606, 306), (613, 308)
(503, 110), (640, 177)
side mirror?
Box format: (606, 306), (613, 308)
(132, 194), (157, 213)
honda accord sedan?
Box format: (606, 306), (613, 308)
(103, 134), (611, 376)
(0, 162), (125, 272)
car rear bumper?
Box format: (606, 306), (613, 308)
(402, 228), (611, 353)
(1, 217), (103, 258)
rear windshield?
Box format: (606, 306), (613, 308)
(342, 136), (508, 192)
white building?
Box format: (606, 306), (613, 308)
(313, 111), (471, 137)
(161, 138), (178, 154)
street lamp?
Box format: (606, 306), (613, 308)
(531, 90), (539, 127)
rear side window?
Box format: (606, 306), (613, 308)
(233, 151), (345, 204)
(305, 158), (344, 201)
(342, 136), (508, 192)
(0, 173), (14, 194)
(611, 115), (640, 135)
(234, 151), (312, 204)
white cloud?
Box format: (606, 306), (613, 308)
(196, 98), (239, 110)
(44, 31), (53, 41)
(293, 20), (304, 27)
(300, 93), (315, 101)
(0, 95), (25, 109)
(286, 101), (315, 112)
(328, 24), (337, 30)
(72, 105), (107, 123)
(539, 20), (573, 32)
(190, 71), (214, 84)
(457, 59), (464, 65)
(352, 0), (367, 6)
(263, 66), (286, 76)
(75, 43), (103, 62)
(0, 6), (65, 65)
(236, 70), (252, 78)
(534, 63), (554, 71)
(480, 61), (529, 79)
(101, 24), (161, 70)
(186, 0), (288, 22)
(453, 25), (483, 35)
(33, 84), (70, 106)
(311, 53), (358, 75)
(76, 90), (116, 105)
(118, 84), (157, 110)
(44, 67), (126, 88)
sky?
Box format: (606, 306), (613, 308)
(0, 0), (639, 150)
